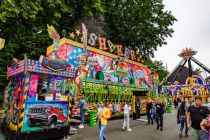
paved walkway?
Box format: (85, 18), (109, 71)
(0, 110), (194, 140)
(70, 110), (194, 140)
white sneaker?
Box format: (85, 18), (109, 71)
(127, 128), (132, 131)
(79, 124), (84, 129)
(122, 127), (125, 131)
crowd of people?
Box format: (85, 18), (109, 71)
(76, 96), (167, 140)
(74, 94), (210, 140)
(146, 97), (165, 131)
(175, 95), (210, 140)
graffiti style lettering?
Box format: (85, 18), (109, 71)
(116, 45), (124, 56)
(42, 57), (67, 71)
(98, 37), (107, 50)
(124, 47), (130, 58)
(88, 33), (97, 46)
(130, 50), (136, 60)
(107, 40), (116, 53)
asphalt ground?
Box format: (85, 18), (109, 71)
(68, 110), (194, 140)
(0, 110), (194, 140)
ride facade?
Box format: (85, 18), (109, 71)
(2, 55), (75, 139)
(46, 24), (152, 118)
(162, 48), (210, 102)
(1, 24), (153, 139)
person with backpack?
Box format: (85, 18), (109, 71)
(155, 98), (165, 131)
(78, 95), (88, 129)
(178, 99), (188, 137)
(97, 101), (111, 140)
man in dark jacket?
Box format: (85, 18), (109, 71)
(155, 98), (165, 131)
(146, 98), (153, 125)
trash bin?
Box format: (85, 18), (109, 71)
(167, 105), (172, 113)
(89, 110), (97, 127)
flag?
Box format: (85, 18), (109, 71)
(0, 38), (5, 50)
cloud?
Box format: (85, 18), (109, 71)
(154, 0), (210, 77)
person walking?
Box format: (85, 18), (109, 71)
(187, 96), (210, 140)
(174, 98), (178, 109)
(155, 98), (165, 131)
(122, 101), (132, 131)
(178, 99), (188, 137)
(151, 101), (157, 121)
(78, 96), (88, 129)
(97, 101), (111, 140)
(146, 98), (153, 125)
(185, 96), (193, 110)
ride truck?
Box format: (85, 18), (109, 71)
(27, 105), (67, 127)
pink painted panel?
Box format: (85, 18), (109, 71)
(29, 74), (38, 96)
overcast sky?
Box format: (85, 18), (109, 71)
(154, 0), (210, 77)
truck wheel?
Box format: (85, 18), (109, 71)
(28, 118), (36, 127)
(47, 116), (57, 126)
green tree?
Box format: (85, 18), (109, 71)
(194, 68), (202, 75)
(0, 0), (176, 92)
(104, 0), (176, 58)
(144, 59), (168, 82)
(0, 0), (105, 92)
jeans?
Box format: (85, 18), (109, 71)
(123, 113), (130, 129)
(147, 112), (153, 124)
(156, 114), (163, 128)
(180, 119), (188, 134)
(80, 109), (85, 125)
(98, 124), (107, 140)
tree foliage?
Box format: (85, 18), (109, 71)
(144, 59), (169, 82)
(0, 0), (176, 91)
(105, 0), (176, 57)
(194, 68), (202, 75)
(0, 0), (105, 91)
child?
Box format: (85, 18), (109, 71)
(199, 119), (209, 140)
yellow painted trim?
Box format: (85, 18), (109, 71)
(18, 121), (23, 128)
(21, 104), (25, 109)
(22, 95), (27, 100)
(24, 87), (28, 91)
(25, 78), (29, 83)
(19, 112), (24, 118)
(9, 122), (18, 131)
(47, 38), (150, 71)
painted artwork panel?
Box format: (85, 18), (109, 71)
(22, 101), (68, 132)
(48, 44), (151, 87)
(28, 74), (38, 101)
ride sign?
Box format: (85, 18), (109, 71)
(42, 57), (68, 71)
